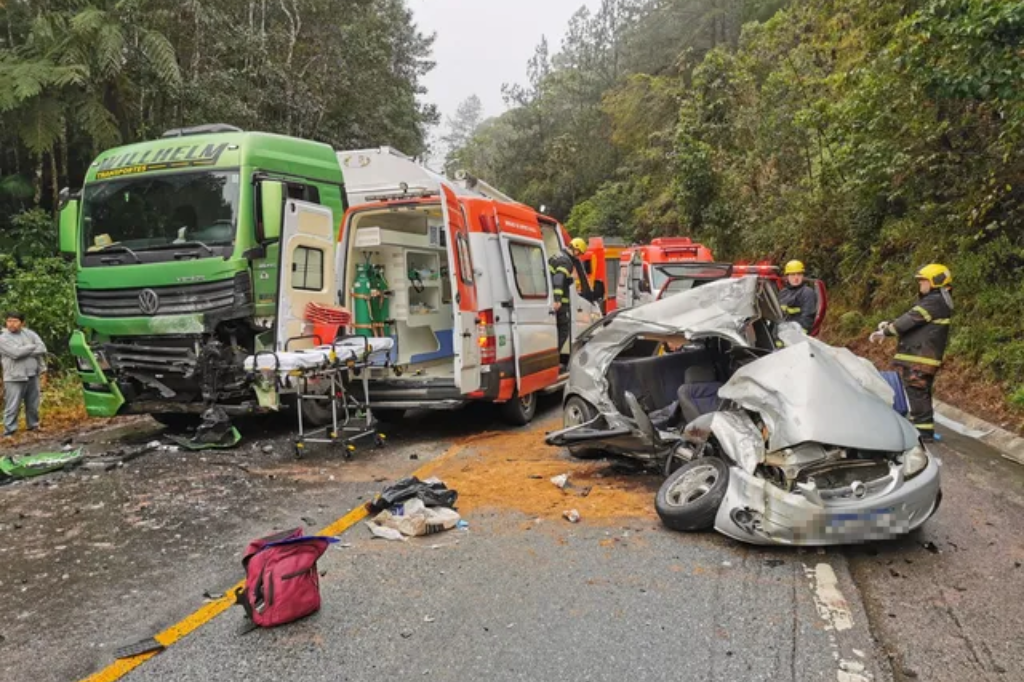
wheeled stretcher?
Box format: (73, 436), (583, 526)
(245, 336), (395, 457)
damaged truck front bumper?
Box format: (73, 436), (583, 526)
(714, 453), (942, 546)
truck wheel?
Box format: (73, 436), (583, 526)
(373, 408), (406, 424)
(151, 413), (200, 431)
(499, 390), (537, 426)
(300, 396), (335, 427)
(655, 457), (729, 532)
(563, 396), (605, 460)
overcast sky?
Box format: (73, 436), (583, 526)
(410, 0), (602, 125)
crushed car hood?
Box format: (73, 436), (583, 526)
(719, 338), (920, 452)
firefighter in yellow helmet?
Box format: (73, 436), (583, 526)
(549, 237), (588, 359)
(778, 260), (819, 333)
(870, 264), (953, 442)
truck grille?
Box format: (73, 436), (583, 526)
(104, 337), (197, 376)
(77, 275), (245, 318)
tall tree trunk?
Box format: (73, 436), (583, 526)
(50, 150), (59, 213)
(33, 155), (43, 206)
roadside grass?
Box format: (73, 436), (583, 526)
(0, 372), (91, 446)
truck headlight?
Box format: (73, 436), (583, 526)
(902, 443), (929, 478)
(76, 356), (93, 372)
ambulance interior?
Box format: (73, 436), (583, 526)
(344, 204), (456, 378)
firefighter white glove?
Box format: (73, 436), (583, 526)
(869, 330), (886, 344)
(876, 320), (890, 332)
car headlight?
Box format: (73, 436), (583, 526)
(902, 443), (929, 478)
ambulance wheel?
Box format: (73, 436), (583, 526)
(151, 413), (200, 431)
(373, 409), (406, 423)
(563, 396), (605, 460)
(499, 390), (537, 426)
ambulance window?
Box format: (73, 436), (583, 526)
(292, 246), (324, 291)
(509, 242), (548, 299)
(455, 232), (474, 285)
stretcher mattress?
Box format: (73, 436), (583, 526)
(244, 337), (394, 372)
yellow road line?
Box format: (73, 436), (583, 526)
(79, 432), (494, 682)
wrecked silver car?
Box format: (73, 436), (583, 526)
(545, 277), (941, 546)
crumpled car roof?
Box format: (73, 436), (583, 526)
(614, 276), (761, 340)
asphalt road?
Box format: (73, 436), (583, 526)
(1, 400), (1023, 682)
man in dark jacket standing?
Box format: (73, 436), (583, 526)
(549, 237), (588, 358)
(870, 264), (953, 442)
(1, 311), (48, 437)
(778, 260), (819, 334)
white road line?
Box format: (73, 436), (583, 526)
(805, 563), (873, 682)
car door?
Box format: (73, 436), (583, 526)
(497, 208), (560, 395)
(275, 200), (337, 351)
(440, 184), (481, 393)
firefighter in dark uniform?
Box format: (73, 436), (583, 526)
(870, 264), (953, 442)
(549, 237), (588, 358)
(778, 260), (819, 334)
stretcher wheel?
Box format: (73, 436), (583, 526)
(344, 441), (357, 459)
(374, 433), (387, 448)
(294, 439), (306, 459)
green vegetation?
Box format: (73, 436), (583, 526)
(453, 0), (1024, 408)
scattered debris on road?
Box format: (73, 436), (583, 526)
(114, 637), (165, 659)
(367, 476), (458, 513)
(165, 407), (241, 450)
(563, 509), (581, 523)
(550, 472), (593, 497)
(0, 449), (84, 480)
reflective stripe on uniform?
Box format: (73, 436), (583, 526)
(915, 424), (935, 430)
(932, 319), (951, 325)
(894, 353), (942, 367)
(782, 306), (801, 314)
(912, 305), (933, 322)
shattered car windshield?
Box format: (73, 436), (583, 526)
(652, 263), (733, 292)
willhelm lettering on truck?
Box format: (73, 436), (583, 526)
(335, 148), (604, 426)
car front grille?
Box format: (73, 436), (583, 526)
(77, 274), (246, 318)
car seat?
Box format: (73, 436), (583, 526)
(677, 365), (724, 425)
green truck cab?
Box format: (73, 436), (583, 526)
(59, 124), (345, 422)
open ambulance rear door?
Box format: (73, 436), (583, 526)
(275, 200), (338, 350)
(496, 206), (560, 396)
(441, 184), (481, 393)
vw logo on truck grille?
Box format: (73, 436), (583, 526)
(138, 288), (161, 315)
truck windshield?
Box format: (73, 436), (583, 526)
(82, 170), (240, 254)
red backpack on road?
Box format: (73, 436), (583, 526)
(235, 528), (334, 629)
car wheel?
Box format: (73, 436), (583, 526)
(151, 413), (200, 431)
(656, 457), (730, 532)
(563, 396), (605, 460)
(499, 390), (537, 426)
(372, 408), (406, 424)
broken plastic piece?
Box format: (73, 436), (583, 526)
(0, 449), (84, 479)
(114, 637), (165, 659)
(563, 509), (581, 523)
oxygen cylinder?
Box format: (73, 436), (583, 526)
(369, 265), (391, 337)
(352, 261), (374, 337)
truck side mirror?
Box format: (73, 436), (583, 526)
(59, 199), (80, 256)
(259, 181), (286, 242)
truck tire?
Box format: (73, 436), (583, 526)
(655, 457), (729, 532)
(151, 413), (200, 431)
(563, 396), (605, 460)
(372, 408), (406, 424)
(499, 390), (537, 426)
(298, 395), (335, 427)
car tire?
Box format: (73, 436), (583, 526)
(499, 390), (537, 426)
(656, 457), (730, 532)
(151, 413), (200, 431)
(563, 396), (605, 460)
(373, 408), (406, 424)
